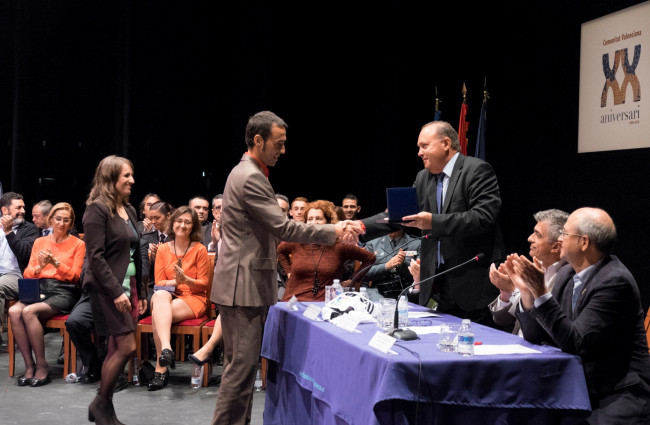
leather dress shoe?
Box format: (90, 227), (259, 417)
(81, 362), (101, 384)
(158, 348), (175, 368)
(30, 373), (52, 387)
(147, 369), (169, 391)
(17, 375), (33, 386)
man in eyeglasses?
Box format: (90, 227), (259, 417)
(488, 209), (568, 335)
(505, 207), (650, 424)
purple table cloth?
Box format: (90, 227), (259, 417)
(261, 302), (591, 425)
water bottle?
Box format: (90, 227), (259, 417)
(191, 364), (203, 388)
(359, 287), (368, 299)
(65, 372), (78, 383)
(332, 279), (343, 298)
(254, 364), (263, 392)
(457, 319), (475, 356)
(132, 356), (140, 386)
(397, 295), (409, 328)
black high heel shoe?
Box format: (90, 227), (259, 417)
(188, 353), (208, 366)
(147, 369), (169, 391)
(17, 375), (33, 387)
(158, 348), (175, 368)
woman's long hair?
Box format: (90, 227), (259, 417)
(86, 155), (134, 215)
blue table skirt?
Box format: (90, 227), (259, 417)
(262, 302), (591, 425)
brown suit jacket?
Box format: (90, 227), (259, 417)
(212, 154), (337, 307)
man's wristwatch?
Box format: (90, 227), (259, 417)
(53, 259), (61, 268)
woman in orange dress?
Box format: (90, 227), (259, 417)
(9, 202), (85, 387)
(148, 205), (209, 390)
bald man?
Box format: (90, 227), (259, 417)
(505, 207), (650, 424)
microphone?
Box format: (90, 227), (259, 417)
(385, 253), (485, 341)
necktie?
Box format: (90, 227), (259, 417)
(436, 173), (445, 266)
(571, 275), (582, 313)
(42, 229), (50, 236)
(390, 239), (397, 250)
(159, 233), (166, 243)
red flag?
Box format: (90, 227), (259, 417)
(458, 102), (469, 155)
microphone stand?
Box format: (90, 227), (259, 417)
(385, 253), (485, 341)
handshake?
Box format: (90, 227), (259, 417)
(334, 220), (365, 245)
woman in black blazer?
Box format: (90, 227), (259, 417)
(82, 155), (146, 425)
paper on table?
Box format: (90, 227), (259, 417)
(473, 344), (542, 355)
(408, 311), (440, 318)
(404, 326), (441, 335)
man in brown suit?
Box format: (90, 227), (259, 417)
(210, 111), (361, 425)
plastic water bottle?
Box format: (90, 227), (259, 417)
(332, 279), (343, 298)
(254, 364), (263, 392)
(397, 295), (409, 328)
(65, 372), (78, 383)
(132, 356), (140, 386)
(359, 287), (368, 299)
(191, 364), (203, 388)
(457, 319), (475, 356)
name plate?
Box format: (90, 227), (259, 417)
(302, 304), (322, 320)
(368, 331), (397, 354)
(335, 314), (360, 332)
(286, 296), (299, 311)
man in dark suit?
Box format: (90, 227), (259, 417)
(210, 111), (362, 425)
(363, 121), (504, 326)
(506, 207), (650, 424)
(0, 192), (40, 331)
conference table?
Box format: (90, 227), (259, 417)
(261, 301), (592, 425)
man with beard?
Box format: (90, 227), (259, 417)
(0, 192), (40, 332)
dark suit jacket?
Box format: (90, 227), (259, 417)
(364, 154), (504, 311)
(5, 221), (40, 272)
(82, 201), (145, 301)
(516, 256), (650, 409)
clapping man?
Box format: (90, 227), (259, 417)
(488, 209), (568, 335)
(505, 207), (650, 423)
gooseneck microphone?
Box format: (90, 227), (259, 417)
(385, 253), (485, 341)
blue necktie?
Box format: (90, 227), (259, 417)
(571, 275), (582, 313)
(436, 173), (444, 266)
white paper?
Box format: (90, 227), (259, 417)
(332, 314), (360, 332)
(473, 344), (542, 356)
(368, 331), (397, 354)
(408, 311), (440, 318)
(405, 325), (441, 335)
(302, 304), (322, 320)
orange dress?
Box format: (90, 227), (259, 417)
(24, 235), (85, 282)
(154, 241), (208, 318)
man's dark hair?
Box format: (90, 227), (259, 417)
(245, 111), (288, 148)
(0, 192), (23, 209)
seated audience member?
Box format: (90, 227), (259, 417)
(274, 193), (290, 300)
(148, 206), (209, 391)
(289, 197), (308, 223)
(142, 201), (173, 307)
(189, 196), (212, 247)
(363, 228), (421, 299)
(275, 193), (290, 218)
(488, 209), (567, 335)
(0, 192), (40, 333)
(277, 200), (375, 301)
(187, 315), (223, 368)
(137, 193), (161, 235)
(341, 194), (361, 220)
(9, 202), (84, 387)
(505, 207), (650, 424)
(208, 195), (222, 253)
(31, 200), (53, 236)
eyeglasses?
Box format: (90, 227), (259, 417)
(174, 219), (192, 227)
(559, 230), (584, 239)
(212, 206), (222, 211)
(52, 217), (72, 224)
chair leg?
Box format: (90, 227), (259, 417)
(8, 315), (14, 377)
(63, 328), (70, 377)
